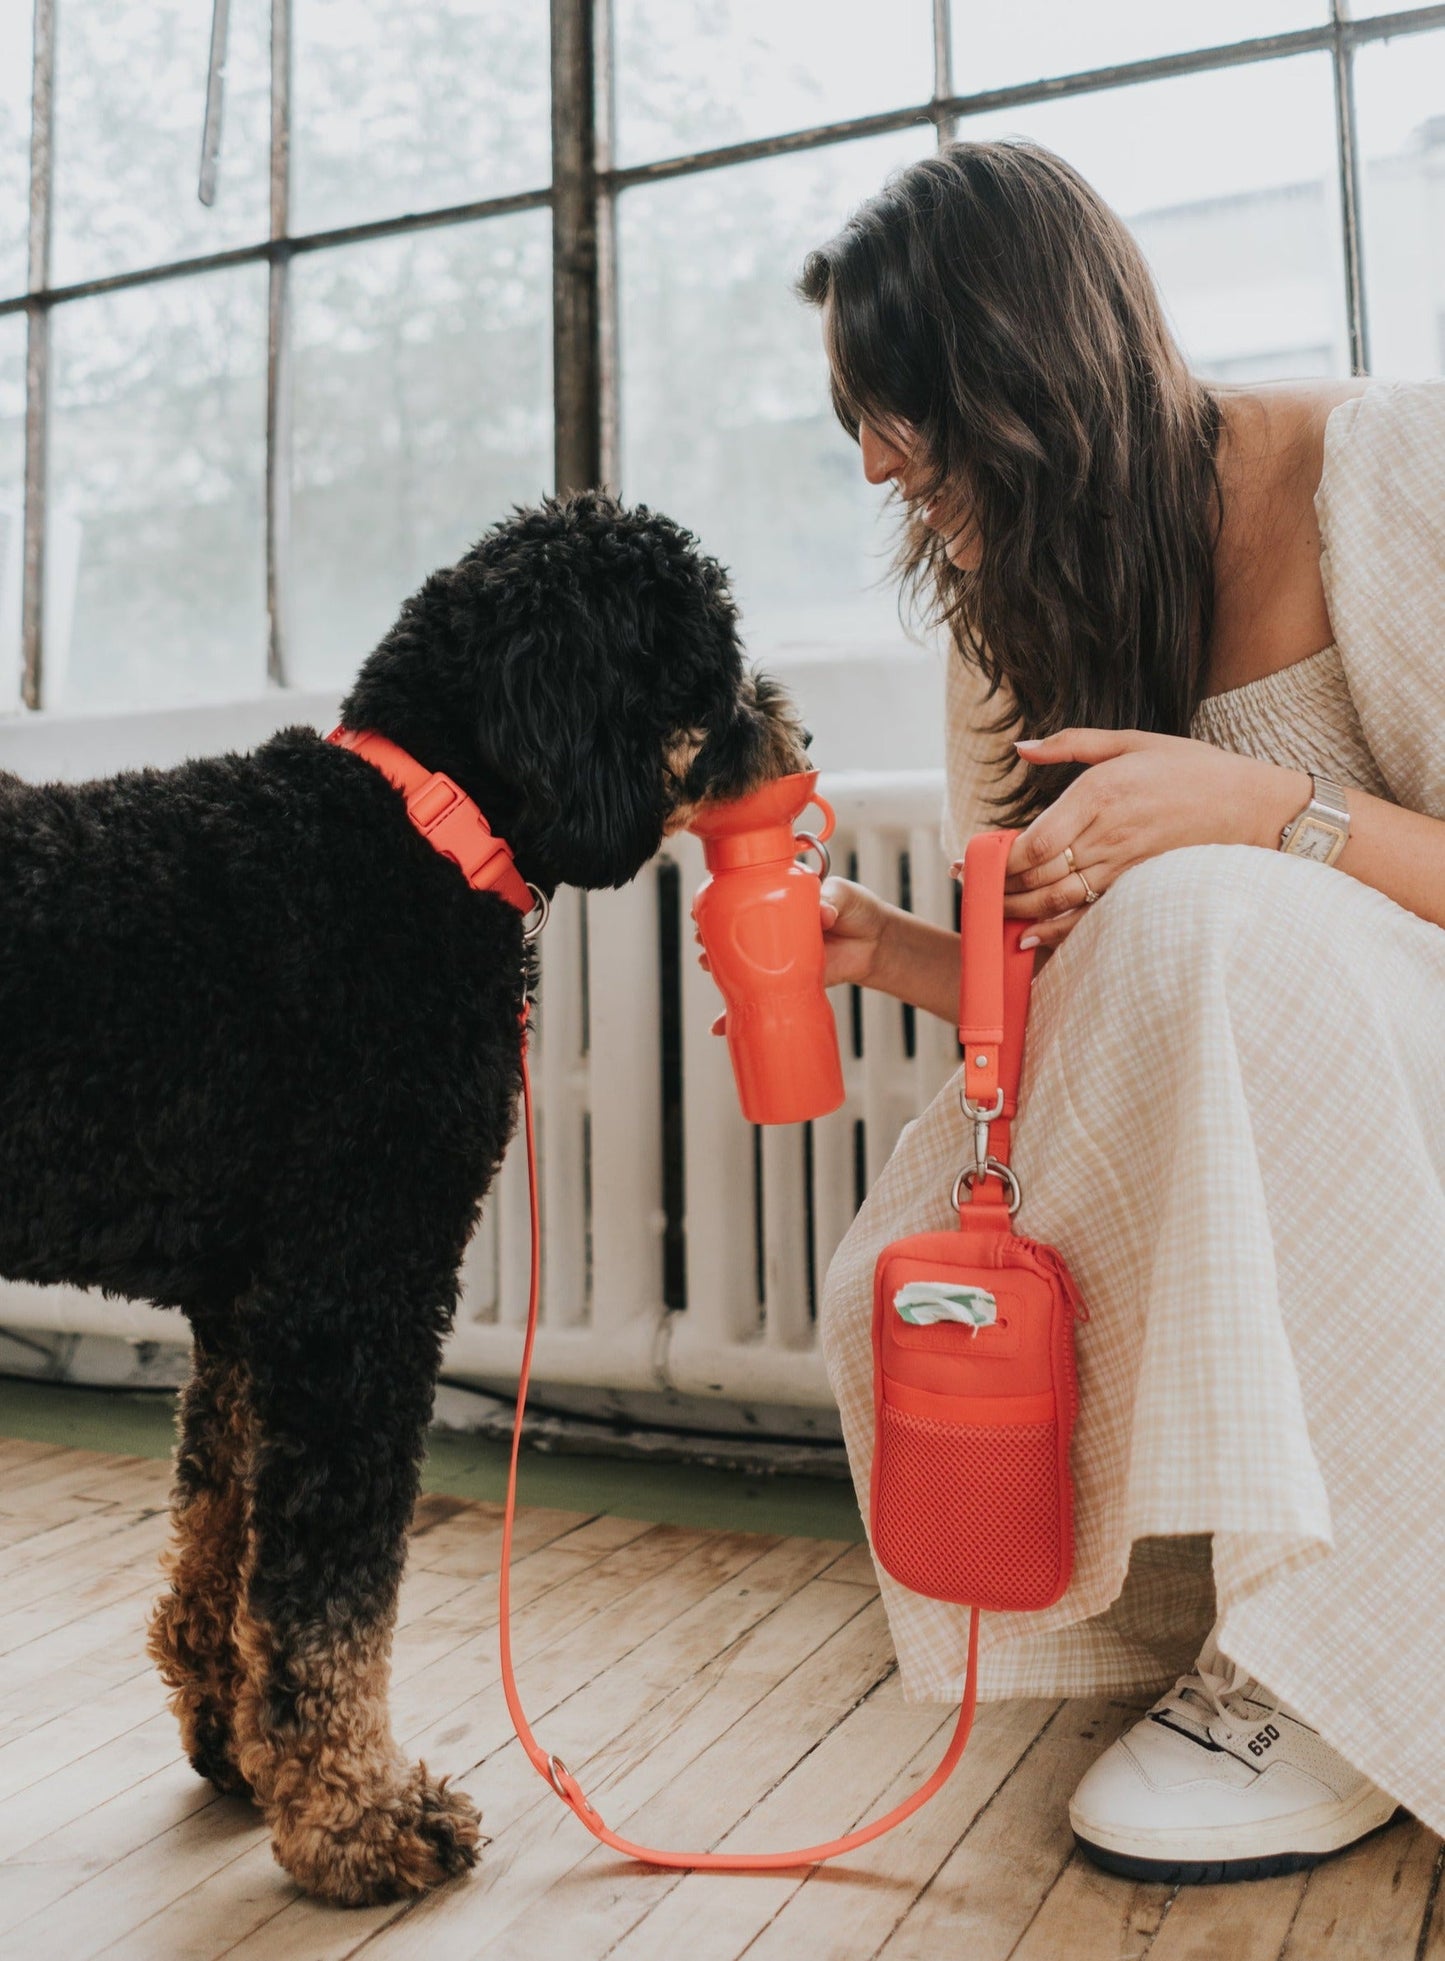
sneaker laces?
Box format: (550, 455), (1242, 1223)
(1154, 1661), (1280, 1744)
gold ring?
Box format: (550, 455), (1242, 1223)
(1075, 867), (1099, 905)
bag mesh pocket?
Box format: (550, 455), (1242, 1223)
(873, 1401), (1064, 1611)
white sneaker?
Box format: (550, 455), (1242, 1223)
(1069, 1663), (1400, 1883)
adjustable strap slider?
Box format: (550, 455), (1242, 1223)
(409, 772), (511, 888)
(408, 772), (465, 830)
(546, 1754), (599, 1818)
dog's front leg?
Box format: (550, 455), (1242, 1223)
(148, 1337), (255, 1796)
(229, 1270), (481, 1906)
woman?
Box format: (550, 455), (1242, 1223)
(799, 140), (1445, 1881)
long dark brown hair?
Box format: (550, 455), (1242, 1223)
(798, 140), (1222, 824)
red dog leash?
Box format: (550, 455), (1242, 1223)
(498, 1039), (981, 1868)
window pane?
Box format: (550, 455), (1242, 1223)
(288, 212), (552, 690)
(1354, 29), (1445, 375)
(291, 0), (550, 237)
(958, 54), (1349, 382)
(619, 129), (935, 660)
(0, 6), (31, 301)
(46, 269), (268, 710)
(613, 0), (934, 168)
(0, 315), (24, 709)
(51, 0), (271, 288)
(949, 0), (1325, 96)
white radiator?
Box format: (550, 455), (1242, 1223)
(445, 768), (956, 1437)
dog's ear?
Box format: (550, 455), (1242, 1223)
(454, 495), (751, 892)
(474, 657), (672, 892)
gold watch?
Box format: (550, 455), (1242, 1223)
(1279, 772), (1350, 866)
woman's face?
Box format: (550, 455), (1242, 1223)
(858, 416), (983, 572)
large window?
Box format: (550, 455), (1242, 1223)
(4, 1), (1445, 711)
(1, 0), (554, 712)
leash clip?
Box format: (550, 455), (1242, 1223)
(959, 1086), (1004, 1186)
(954, 1086), (1021, 1213)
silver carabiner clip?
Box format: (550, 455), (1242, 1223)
(959, 1085), (1004, 1184)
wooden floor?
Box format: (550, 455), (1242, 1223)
(0, 1436), (1438, 1961)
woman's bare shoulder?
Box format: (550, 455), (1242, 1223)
(1216, 377), (1370, 484)
(1206, 380), (1370, 695)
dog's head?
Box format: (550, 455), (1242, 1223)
(339, 491), (809, 892)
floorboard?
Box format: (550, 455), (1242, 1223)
(0, 1438), (1436, 1961)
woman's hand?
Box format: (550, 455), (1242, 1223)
(1004, 728), (1309, 950)
(817, 876), (892, 989)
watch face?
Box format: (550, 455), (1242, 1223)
(1291, 817), (1345, 864)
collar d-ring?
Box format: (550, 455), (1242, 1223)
(523, 884), (550, 942)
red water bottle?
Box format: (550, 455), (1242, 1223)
(689, 770), (846, 1125)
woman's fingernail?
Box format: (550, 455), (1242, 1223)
(1019, 933), (1040, 949)
(1014, 738), (1042, 752)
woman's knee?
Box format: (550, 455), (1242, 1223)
(820, 1216), (872, 1330)
(819, 1200), (890, 1370)
(1096, 845), (1303, 995)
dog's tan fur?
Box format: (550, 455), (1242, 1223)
(232, 1611), (481, 1904)
(148, 1352), (255, 1798)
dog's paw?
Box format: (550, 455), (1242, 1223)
(186, 1709), (255, 1800)
(270, 1764), (483, 1906)
(190, 1745), (255, 1801)
(413, 1773), (484, 1881)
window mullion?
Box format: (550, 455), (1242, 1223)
(198, 0), (231, 207)
(266, 0), (293, 686)
(933, 0), (955, 144)
(21, 0), (56, 712)
(1331, 1), (1370, 376)
(595, 0), (619, 491)
(552, 0), (603, 494)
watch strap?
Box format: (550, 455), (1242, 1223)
(1280, 772), (1351, 864)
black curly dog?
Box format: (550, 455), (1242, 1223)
(0, 493), (807, 1904)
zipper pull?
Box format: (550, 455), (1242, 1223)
(1046, 1244), (1089, 1322)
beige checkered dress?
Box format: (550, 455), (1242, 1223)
(820, 379), (1445, 1832)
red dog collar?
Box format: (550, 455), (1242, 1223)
(326, 725), (535, 916)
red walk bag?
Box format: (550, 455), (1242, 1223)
(497, 826), (1087, 1869)
(871, 826), (1085, 1612)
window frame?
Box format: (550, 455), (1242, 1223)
(6, 0), (1445, 710)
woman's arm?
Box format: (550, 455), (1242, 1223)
(1004, 728), (1445, 948)
(1301, 790), (1445, 927)
(864, 903), (961, 1024)
(818, 880), (961, 1024)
